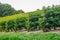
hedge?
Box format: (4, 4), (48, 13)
(0, 11), (44, 32)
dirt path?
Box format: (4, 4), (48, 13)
(0, 30), (60, 34)
(21, 30), (60, 34)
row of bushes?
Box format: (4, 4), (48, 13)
(0, 5), (60, 32)
(0, 10), (44, 32)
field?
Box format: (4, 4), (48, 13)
(0, 2), (60, 40)
(0, 32), (60, 40)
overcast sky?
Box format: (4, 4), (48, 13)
(0, 0), (60, 12)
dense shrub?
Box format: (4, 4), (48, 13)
(43, 5), (60, 31)
(0, 10), (44, 32)
(0, 21), (6, 31)
(28, 11), (43, 31)
(0, 13), (28, 31)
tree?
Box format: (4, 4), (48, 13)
(44, 5), (60, 31)
(16, 10), (24, 13)
(0, 3), (16, 17)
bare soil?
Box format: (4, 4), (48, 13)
(0, 29), (60, 34)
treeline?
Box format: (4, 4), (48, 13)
(0, 3), (60, 32)
(0, 3), (24, 17)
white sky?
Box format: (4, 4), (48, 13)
(0, 0), (60, 12)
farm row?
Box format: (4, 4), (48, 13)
(0, 10), (44, 32)
(0, 5), (60, 32)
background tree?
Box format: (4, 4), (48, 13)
(0, 3), (16, 17)
(16, 10), (24, 13)
(0, 3), (24, 17)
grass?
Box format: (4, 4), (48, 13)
(0, 32), (60, 40)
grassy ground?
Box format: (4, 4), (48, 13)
(0, 32), (60, 40)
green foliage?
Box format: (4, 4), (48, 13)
(39, 17), (45, 28)
(16, 10), (24, 13)
(28, 11), (43, 31)
(0, 3), (16, 17)
(0, 3), (24, 17)
(44, 5), (60, 30)
(0, 21), (6, 31)
(0, 3), (60, 32)
(15, 17), (27, 30)
(0, 32), (59, 40)
(0, 13), (28, 31)
(0, 10), (44, 32)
